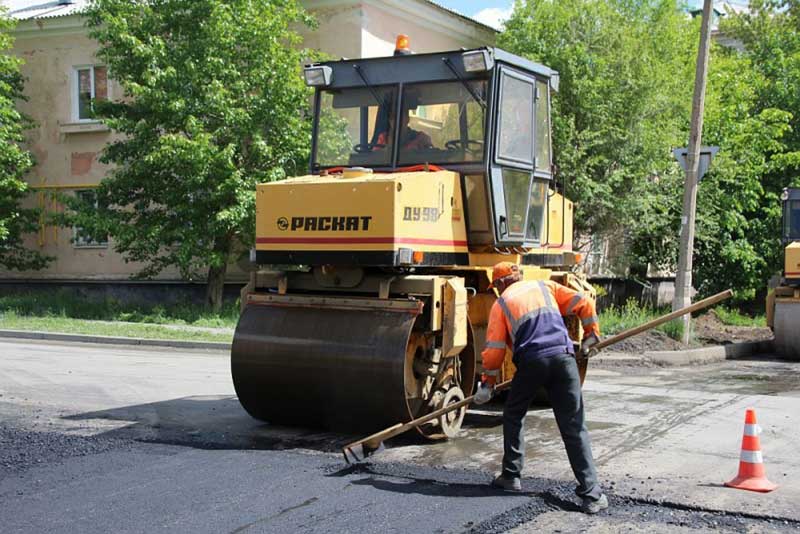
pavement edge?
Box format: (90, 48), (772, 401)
(0, 329), (230, 351)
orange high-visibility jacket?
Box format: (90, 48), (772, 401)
(481, 280), (600, 384)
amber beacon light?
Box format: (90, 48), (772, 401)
(394, 34), (411, 55)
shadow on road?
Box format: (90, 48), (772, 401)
(61, 395), (567, 456)
(63, 395), (360, 453)
(349, 475), (534, 498)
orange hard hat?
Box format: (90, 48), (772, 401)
(491, 261), (520, 286)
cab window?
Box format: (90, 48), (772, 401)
(496, 71), (534, 167)
(534, 80), (551, 172)
(526, 179), (548, 242)
(786, 200), (800, 240)
(501, 169), (529, 238)
(397, 80), (487, 165)
(500, 169), (548, 242)
(315, 86), (397, 168)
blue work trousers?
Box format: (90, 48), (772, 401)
(502, 351), (603, 501)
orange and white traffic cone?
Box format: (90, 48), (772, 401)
(724, 408), (778, 493)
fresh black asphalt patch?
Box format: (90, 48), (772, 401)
(331, 461), (800, 533)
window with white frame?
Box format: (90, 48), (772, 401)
(73, 190), (108, 248)
(73, 66), (108, 121)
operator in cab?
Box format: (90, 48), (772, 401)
(474, 262), (608, 514)
(372, 107), (433, 152)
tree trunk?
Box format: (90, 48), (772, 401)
(206, 239), (230, 312)
(206, 262), (228, 312)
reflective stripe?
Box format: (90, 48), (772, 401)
(496, 297), (518, 341)
(512, 307), (562, 338)
(485, 340), (506, 350)
(744, 424), (762, 436)
(483, 369), (500, 376)
(740, 450), (763, 464)
(582, 315), (598, 326)
(538, 281), (554, 308)
(566, 293), (584, 314)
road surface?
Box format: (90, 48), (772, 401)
(1, 338), (799, 533)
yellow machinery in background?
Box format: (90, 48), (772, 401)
(231, 41), (595, 438)
(767, 187), (800, 359)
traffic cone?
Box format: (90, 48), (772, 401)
(724, 408), (778, 493)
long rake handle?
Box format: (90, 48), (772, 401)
(592, 289), (733, 352)
(342, 288), (733, 459)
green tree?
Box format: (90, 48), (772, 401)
(500, 0), (696, 238)
(693, 47), (793, 300)
(627, 45), (794, 300)
(75, 0), (314, 310)
(0, 7), (49, 271)
(501, 0), (800, 304)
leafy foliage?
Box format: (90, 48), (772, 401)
(0, 7), (49, 270)
(501, 0), (800, 302)
(71, 0), (315, 309)
(500, 0), (695, 238)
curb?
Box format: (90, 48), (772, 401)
(0, 329), (231, 351)
(593, 339), (774, 367)
(645, 339), (774, 366)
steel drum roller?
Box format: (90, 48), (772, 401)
(231, 302), (420, 432)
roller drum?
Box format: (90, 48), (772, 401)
(231, 302), (418, 432)
(774, 300), (800, 360)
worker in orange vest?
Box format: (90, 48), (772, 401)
(473, 261), (608, 514)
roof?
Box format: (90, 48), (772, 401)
(2, 0), (497, 32)
(1, 0), (87, 20)
(422, 1), (497, 34)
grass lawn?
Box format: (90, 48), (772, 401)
(714, 307), (767, 327)
(0, 312), (233, 343)
(0, 290), (236, 343)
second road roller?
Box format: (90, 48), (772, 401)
(232, 37), (596, 438)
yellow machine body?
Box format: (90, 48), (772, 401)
(256, 170), (469, 262)
(785, 242), (800, 282)
(255, 169), (575, 266)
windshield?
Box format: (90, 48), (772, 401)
(315, 86), (397, 168)
(786, 199), (800, 241)
(398, 81), (487, 165)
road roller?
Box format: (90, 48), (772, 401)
(232, 40), (595, 438)
(767, 187), (800, 360)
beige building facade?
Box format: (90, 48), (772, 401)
(1, 0), (494, 282)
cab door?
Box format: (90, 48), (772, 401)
(489, 66), (553, 247)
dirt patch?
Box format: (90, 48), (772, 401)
(693, 310), (773, 345)
(608, 311), (772, 354)
(610, 329), (686, 354)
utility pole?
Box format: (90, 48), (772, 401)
(673, 0), (714, 344)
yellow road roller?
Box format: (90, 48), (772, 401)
(767, 187), (800, 359)
(232, 41), (595, 437)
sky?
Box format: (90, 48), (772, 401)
(435, 0), (513, 30)
(435, 0), (753, 30)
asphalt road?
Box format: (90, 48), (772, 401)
(1, 339), (799, 533)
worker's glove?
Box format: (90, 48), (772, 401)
(580, 332), (600, 359)
(473, 381), (494, 405)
